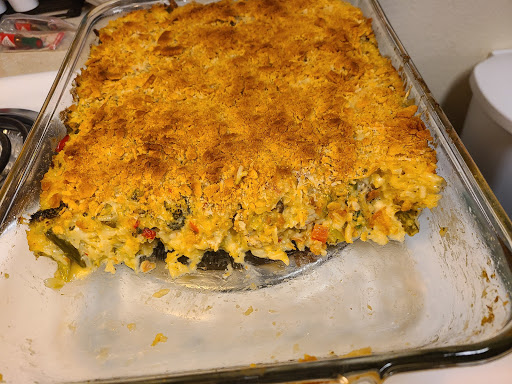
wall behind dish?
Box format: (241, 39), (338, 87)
(378, 0), (512, 133)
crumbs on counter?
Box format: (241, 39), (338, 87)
(152, 288), (170, 298)
(127, 323), (136, 331)
(439, 227), (448, 236)
(345, 372), (383, 384)
(151, 333), (168, 346)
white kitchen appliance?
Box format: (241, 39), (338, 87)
(461, 49), (512, 218)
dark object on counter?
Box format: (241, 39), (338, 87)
(0, 109), (36, 187)
(0, 131), (11, 174)
(0, 0), (84, 18)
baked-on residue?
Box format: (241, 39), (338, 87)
(27, 0), (444, 281)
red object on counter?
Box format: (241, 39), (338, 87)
(14, 22), (33, 31)
(0, 32), (16, 48)
(0, 32), (43, 49)
(48, 32), (65, 50)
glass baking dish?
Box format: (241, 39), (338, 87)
(1, 0), (512, 383)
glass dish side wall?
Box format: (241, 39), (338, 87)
(0, 0), (511, 383)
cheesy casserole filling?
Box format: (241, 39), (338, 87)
(26, 0), (444, 282)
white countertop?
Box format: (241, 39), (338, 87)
(386, 352), (512, 384)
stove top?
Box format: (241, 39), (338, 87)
(0, 108), (37, 186)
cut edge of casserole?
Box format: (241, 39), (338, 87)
(26, 0), (444, 284)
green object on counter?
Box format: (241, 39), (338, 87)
(14, 35), (43, 49)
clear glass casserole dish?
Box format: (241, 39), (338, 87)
(0, 0), (511, 383)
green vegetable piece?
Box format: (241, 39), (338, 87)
(168, 209), (186, 230)
(164, 200), (189, 230)
(45, 229), (86, 268)
(396, 210), (419, 236)
(131, 188), (142, 201)
(30, 202), (67, 222)
(101, 220), (117, 228)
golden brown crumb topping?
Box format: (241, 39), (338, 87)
(50, 0), (433, 211)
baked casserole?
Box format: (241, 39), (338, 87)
(26, 0), (444, 283)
